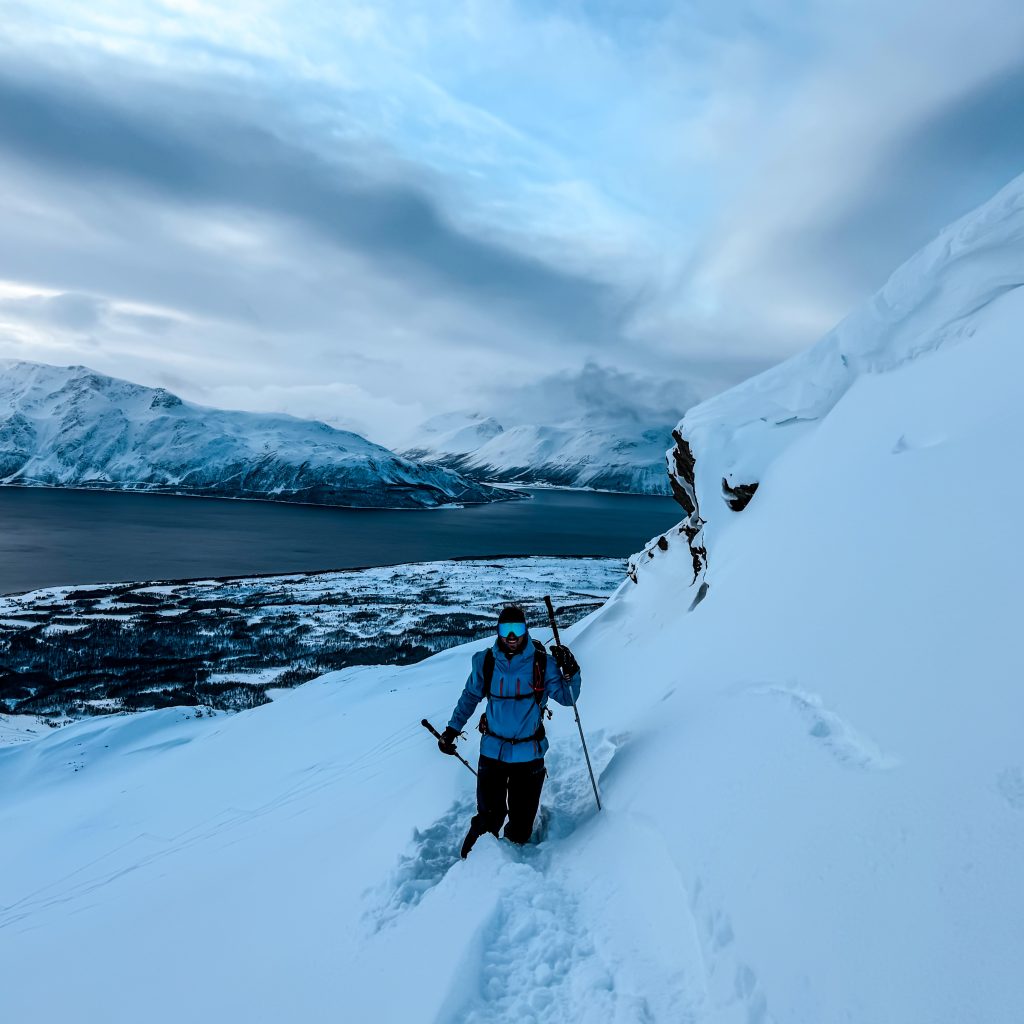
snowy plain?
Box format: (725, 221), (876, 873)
(2, 177), (1024, 1022)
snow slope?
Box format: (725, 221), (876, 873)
(412, 411), (506, 455)
(2, 179), (1024, 1021)
(666, 172), (1024, 564)
(406, 411), (676, 495)
(0, 712), (58, 747)
(0, 361), (510, 508)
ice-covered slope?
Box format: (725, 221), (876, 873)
(2, 178), (1023, 1022)
(406, 413), (676, 494)
(0, 361), (510, 508)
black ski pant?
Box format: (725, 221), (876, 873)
(461, 755), (545, 858)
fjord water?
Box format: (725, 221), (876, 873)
(0, 486), (681, 594)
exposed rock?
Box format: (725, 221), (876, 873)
(149, 389), (183, 410)
(722, 478), (759, 512)
(679, 516), (707, 582)
(663, 428), (708, 582)
(667, 429), (698, 515)
(0, 413), (36, 478)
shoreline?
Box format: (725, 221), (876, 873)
(0, 485), (682, 597)
(0, 552), (626, 600)
(0, 478), (672, 505)
(0, 480), (527, 513)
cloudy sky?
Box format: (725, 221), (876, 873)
(1, 0), (1023, 444)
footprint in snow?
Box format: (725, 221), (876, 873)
(751, 685), (899, 771)
(996, 767), (1024, 811)
(690, 878), (775, 1024)
(451, 846), (654, 1024)
(367, 793), (559, 932)
(366, 796), (474, 931)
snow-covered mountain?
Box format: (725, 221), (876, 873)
(0, 361), (511, 508)
(413, 410), (507, 454)
(404, 411), (676, 494)
(2, 176), (1023, 1022)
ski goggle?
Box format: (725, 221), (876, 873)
(497, 621), (527, 639)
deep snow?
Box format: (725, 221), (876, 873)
(2, 178), (1024, 1022)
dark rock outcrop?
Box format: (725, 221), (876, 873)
(665, 428), (707, 583)
(722, 478), (759, 512)
(679, 517), (707, 583)
(667, 429), (698, 516)
(0, 414), (36, 477)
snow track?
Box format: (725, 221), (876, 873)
(367, 732), (723, 1024)
(371, 796), (476, 930)
(428, 735), (683, 1024)
(451, 846), (625, 1024)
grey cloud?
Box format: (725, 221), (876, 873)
(151, 367), (211, 396)
(485, 361), (699, 429)
(774, 58), (1024, 300)
(45, 293), (107, 330)
(111, 311), (178, 336)
(0, 291), (108, 331)
(0, 63), (628, 346)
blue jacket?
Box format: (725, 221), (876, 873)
(448, 634), (582, 763)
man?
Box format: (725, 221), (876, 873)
(438, 604), (581, 858)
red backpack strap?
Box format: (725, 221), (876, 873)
(531, 639), (547, 703)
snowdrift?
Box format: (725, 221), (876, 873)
(2, 178), (1023, 1022)
(666, 173), (1024, 566)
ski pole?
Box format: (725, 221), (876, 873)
(421, 718), (477, 777)
(543, 595), (602, 811)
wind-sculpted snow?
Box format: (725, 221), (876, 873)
(665, 172), (1024, 573)
(0, 361), (512, 508)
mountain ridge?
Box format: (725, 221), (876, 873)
(403, 410), (677, 495)
(0, 360), (514, 509)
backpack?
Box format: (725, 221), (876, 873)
(481, 638), (547, 701)
(478, 639), (551, 744)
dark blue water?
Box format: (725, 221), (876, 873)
(0, 487), (682, 594)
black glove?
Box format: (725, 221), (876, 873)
(438, 726), (460, 755)
(551, 644), (580, 678)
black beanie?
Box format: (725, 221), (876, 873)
(497, 604), (527, 626)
